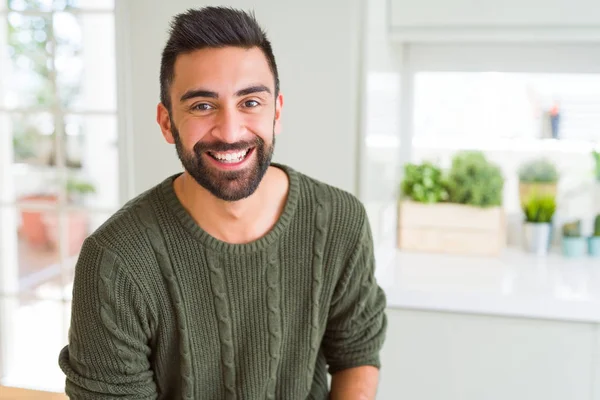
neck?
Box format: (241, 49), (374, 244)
(175, 166), (288, 244)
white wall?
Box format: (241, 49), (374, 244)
(388, 0), (600, 42)
(117, 0), (363, 197)
(389, 0), (600, 27)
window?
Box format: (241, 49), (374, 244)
(0, 0), (117, 392)
(414, 72), (600, 143)
(405, 44), (600, 219)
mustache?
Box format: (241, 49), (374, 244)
(193, 137), (264, 154)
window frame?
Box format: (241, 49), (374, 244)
(0, 1), (131, 392)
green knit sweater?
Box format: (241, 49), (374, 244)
(58, 164), (387, 399)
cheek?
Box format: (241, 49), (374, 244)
(178, 119), (210, 147)
(246, 113), (275, 138)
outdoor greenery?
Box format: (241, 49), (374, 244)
(7, 0), (95, 194)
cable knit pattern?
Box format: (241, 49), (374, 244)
(206, 250), (237, 399)
(265, 243), (282, 399)
(97, 251), (131, 371)
(133, 205), (195, 399)
(306, 183), (329, 392)
(58, 163), (387, 399)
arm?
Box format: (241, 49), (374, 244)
(329, 365), (379, 400)
(322, 213), (388, 399)
(58, 237), (158, 399)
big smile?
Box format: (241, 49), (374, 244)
(206, 148), (255, 166)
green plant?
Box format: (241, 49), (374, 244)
(522, 194), (556, 223)
(400, 161), (449, 204)
(518, 158), (559, 183)
(12, 127), (38, 161)
(67, 178), (96, 196)
(7, 0), (82, 167)
(594, 214), (600, 237)
(562, 220), (582, 238)
(593, 151), (600, 181)
(445, 151), (504, 208)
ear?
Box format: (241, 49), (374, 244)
(157, 103), (175, 144)
(273, 93), (284, 136)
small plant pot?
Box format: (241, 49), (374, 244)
(523, 222), (552, 256)
(589, 237), (600, 257)
(562, 237), (587, 258)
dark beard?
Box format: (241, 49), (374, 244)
(172, 124), (275, 202)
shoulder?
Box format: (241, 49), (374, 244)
(85, 176), (175, 260)
(71, 178), (178, 315)
(292, 167), (368, 245)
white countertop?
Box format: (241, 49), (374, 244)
(376, 248), (600, 323)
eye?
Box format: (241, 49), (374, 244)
(243, 100), (260, 108)
(192, 103), (213, 111)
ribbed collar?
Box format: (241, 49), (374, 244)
(160, 163), (300, 255)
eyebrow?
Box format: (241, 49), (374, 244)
(236, 85), (271, 97)
(180, 85), (272, 102)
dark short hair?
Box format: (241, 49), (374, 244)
(160, 6), (280, 112)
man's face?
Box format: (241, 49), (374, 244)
(158, 46), (283, 202)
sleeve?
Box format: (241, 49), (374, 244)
(58, 237), (158, 399)
(322, 213), (388, 374)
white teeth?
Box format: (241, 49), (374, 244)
(210, 149), (249, 163)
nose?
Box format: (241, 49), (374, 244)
(211, 106), (245, 143)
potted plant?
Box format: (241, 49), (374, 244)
(562, 220), (587, 258)
(589, 214), (600, 257)
(446, 151), (504, 208)
(19, 177), (96, 255)
(517, 158), (559, 205)
(397, 151), (506, 257)
(400, 161), (449, 204)
(522, 193), (556, 256)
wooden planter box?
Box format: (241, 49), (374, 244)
(397, 201), (506, 257)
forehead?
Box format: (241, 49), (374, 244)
(171, 46), (274, 96)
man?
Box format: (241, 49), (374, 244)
(58, 6), (387, 399)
